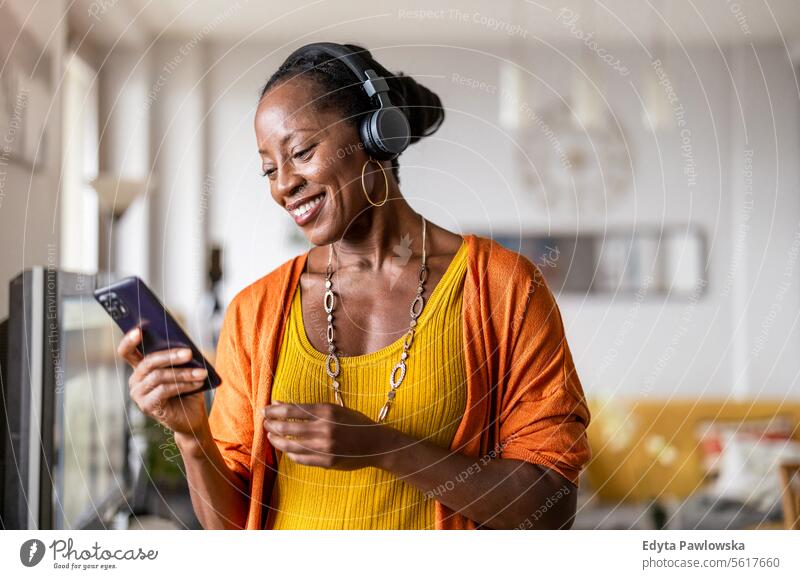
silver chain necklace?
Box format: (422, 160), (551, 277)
(323, 215), (428, 423)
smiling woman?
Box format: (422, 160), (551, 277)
(253, 42), (444, 246)
(122, 41), (592, 531)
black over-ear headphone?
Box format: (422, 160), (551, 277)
(283, 42), (411, 161)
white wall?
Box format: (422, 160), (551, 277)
(729, 45), (800, 399)
(98, 48), (152, 280)
(202, 41), (799, 400)
(0, 0), (66, 316)
(61, 52), (99, 274)
(148, 39), (208, 329)
(205, 42), (298, 306)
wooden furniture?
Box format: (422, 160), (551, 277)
(584, 398), (800, 502)
(778, 462), (800, 530)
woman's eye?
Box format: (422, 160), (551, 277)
(261, 144), (315, 178)
(294, 145), (315, 160)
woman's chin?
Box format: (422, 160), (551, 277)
(304, 226), (337, 248)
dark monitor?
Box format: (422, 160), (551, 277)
(1, 268), (131, 529)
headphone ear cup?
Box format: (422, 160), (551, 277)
(359, 108), (410, 161)
(374, 107), (411, 157)
(358, 113), (387, 160)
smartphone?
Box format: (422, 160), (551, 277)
(94, 276), (222, 397)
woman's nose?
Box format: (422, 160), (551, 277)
(275, 162), (305, 199)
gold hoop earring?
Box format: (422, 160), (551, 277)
(361, 157), (389, 207)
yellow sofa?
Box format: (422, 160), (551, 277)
(584, 397), (800, 503)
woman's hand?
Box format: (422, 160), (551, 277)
(117, 327), (210, 436)
(261, 402), (396, 470)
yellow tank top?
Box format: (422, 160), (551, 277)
(266, 239), (468, 529)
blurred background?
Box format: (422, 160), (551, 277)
(1, 0), (799, 530)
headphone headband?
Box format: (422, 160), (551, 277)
(282, 42), (411, 160)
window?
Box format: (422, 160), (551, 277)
(60, 52), (99, 273)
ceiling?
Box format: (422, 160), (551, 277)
(72, 0), (800, 50)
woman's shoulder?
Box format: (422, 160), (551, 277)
(467, 234), (564, 341)
(467, 233), (547, 289)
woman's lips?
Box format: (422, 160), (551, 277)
(289, 192), (326, 225)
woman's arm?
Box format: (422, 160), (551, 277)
(262, 402), (577, 529)
(377, 425), (577, 529)
(116, 327), (253, 530)
(175, 423), (251, 530)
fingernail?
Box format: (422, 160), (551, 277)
(192, 368), (207, 378)
(180, 348), (192, 358)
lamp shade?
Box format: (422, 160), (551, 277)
(90, 174), (151, 218)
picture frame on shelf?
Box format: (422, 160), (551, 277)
(488, 226), (707, 299)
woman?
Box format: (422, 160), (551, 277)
(117, 42), (591, 530)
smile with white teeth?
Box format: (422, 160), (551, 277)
(291, 193), (325, 217)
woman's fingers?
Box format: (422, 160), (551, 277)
(263, 416), (317, 439)
(262, 402), (332, 422)
(139, 383), (190, 417)
(130, 347), (192, 384)
(127, 346), (204, 411)
(152, 380), (207, 402)
(135, 380), (207, 416)
(130, 368), (206, 400)
(117, 327), (144, 366)
(266, 430), (320, 455)
(137, 367), (207, 397)
(164, 381), (206, 398)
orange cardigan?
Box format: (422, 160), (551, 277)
(207, 233), (592, 530)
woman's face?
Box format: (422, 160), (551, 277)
(255, 76), (379, 246)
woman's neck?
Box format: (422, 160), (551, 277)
(333, 193), (426, 274)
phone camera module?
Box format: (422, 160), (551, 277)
(101, 294), (128, 319)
